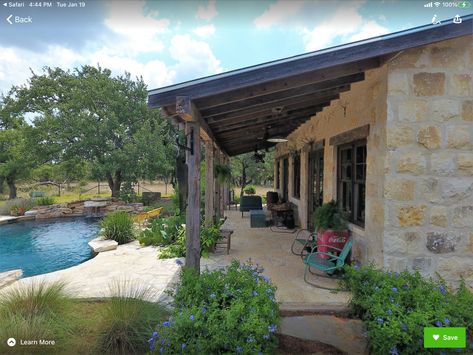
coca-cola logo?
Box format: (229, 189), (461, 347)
(328, 236), (347, 243)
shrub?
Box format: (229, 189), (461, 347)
(342, 265), (473, 354)
(101, 211), (134, 244)
(98, 280), (168, 355)
(119, 181), (136, 203)
(35, 196), (56, 206)
(157, 221), (223, 259)
(243, 185), (256, 195)
(0, 281), (73, 353)
(138, 214), (185, 247)
(313, 199), (347, 231)
(2, 198), (36, 215)
(148, 260), (280, 354)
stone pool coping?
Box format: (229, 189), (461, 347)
(0, 241), (182, 305)
(0, 215), (35, 225)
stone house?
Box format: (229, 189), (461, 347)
(148, 17), (473, 286)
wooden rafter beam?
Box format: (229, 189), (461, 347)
(205, 86), (348, 122)
(211, 104), (328, 134)
(175, 96), (227, 156)
(199, 73), (364, 115)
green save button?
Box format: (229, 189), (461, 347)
(424, 327), (466, 348)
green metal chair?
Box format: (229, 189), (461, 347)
(303, 237), (353, 288)
(291, 229), (317, 259)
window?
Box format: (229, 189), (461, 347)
(308, 148), (324, 230)
(275, 160), (280, 189)
(282, 158), (289, 202)
(337, 140), (366, 227)
(293, 153), (301, 198)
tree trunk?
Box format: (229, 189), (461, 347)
(6, 176), (17, 200)
(0, 177), (4, 194)
(106, 171), (122, 198)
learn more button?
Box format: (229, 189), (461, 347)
(424, 327), (466, 348)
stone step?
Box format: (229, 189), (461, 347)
(279, 313), (368, 355)
(88, 238), (118, 253)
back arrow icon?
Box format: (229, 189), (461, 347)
(6, 14), (12, 24)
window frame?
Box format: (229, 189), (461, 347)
(337, 139), (367, 227)
(292, 152), (301, 198)
(275, 160), (280, 189)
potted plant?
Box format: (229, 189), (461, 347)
(313, 200), (349, 259)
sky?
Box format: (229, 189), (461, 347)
(0, 0), (471, 96)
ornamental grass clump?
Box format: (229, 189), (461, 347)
(101, 211), (134, 244)
(97, 280), (168, 355)
(0, 281), (73, 353)
(148, 260), (280, 354)
(342, 264), (473, 354)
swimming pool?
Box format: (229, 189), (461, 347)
(0, 217), (100, 277)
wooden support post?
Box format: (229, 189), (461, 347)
(176, 96), (202, 273)
(219, 151), (225, 215)
(204, 140), (215, 226)
(223, 155), (229, 209)
(214, 148), (221, 220)
(185, 121), (201, 272)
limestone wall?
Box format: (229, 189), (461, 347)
(274, 65), (388, 266)
(384, 35), (473, 287)
(30, 198), (144, 219)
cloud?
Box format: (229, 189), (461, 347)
(169, 34), (222, 81)
(349, 20), (389, 42)
(302, 4), (364, 51)
(193, 24), (216, 38)
(104, 0), (169, 54)
(254, 0), (306, 28)
(196, 0), (217, 21)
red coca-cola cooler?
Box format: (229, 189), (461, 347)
(317, 230), (350, 259)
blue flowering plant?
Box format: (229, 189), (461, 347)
(148, 260), (280, 354)
(342, 264), (473, 354)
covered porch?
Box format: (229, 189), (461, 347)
(206, 209), (350, 309)
(147, 18), (472, 293)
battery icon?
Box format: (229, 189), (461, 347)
(458, 1), (471, 8)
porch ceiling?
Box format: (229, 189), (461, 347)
(148, 16), (472, 156)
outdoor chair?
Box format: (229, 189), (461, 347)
(239, 195), (262, 217)
(291, 229), (317, 258)
(303, 237), (353, 288)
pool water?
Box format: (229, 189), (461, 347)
(0, 218), (100, 277)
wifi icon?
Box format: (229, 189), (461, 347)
(434, 1), (441, 6)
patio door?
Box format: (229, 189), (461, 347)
(308, 149), (324, 230)
(282, 157), (289, 202)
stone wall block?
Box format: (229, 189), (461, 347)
(418, 178), (441, 203)
(387, 125), (414, 148)
(431, 47), (465, 68)
(450, 74), (472, 97)
(430, 206), (449, 227)
(446, 126), (471, 149)
(426, 232), (458, 253)
(398, 205), (427, 227)
(462, 100), (473, 121)
(452, 206), (473, 227)
(413, 72), (445, 96)
(430, 99), (460, 122)
(384, 179), (415, 201)
(411, 257), (433, 273)
(440, 179), (473, 202)
(396, 152), (427, 175)
(458, 153), (473, 175)
(417, 126), (441, 149)
(431, 152), (456, 175)
(388, 72), (409, 95)
(398, 99), (428, 122)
